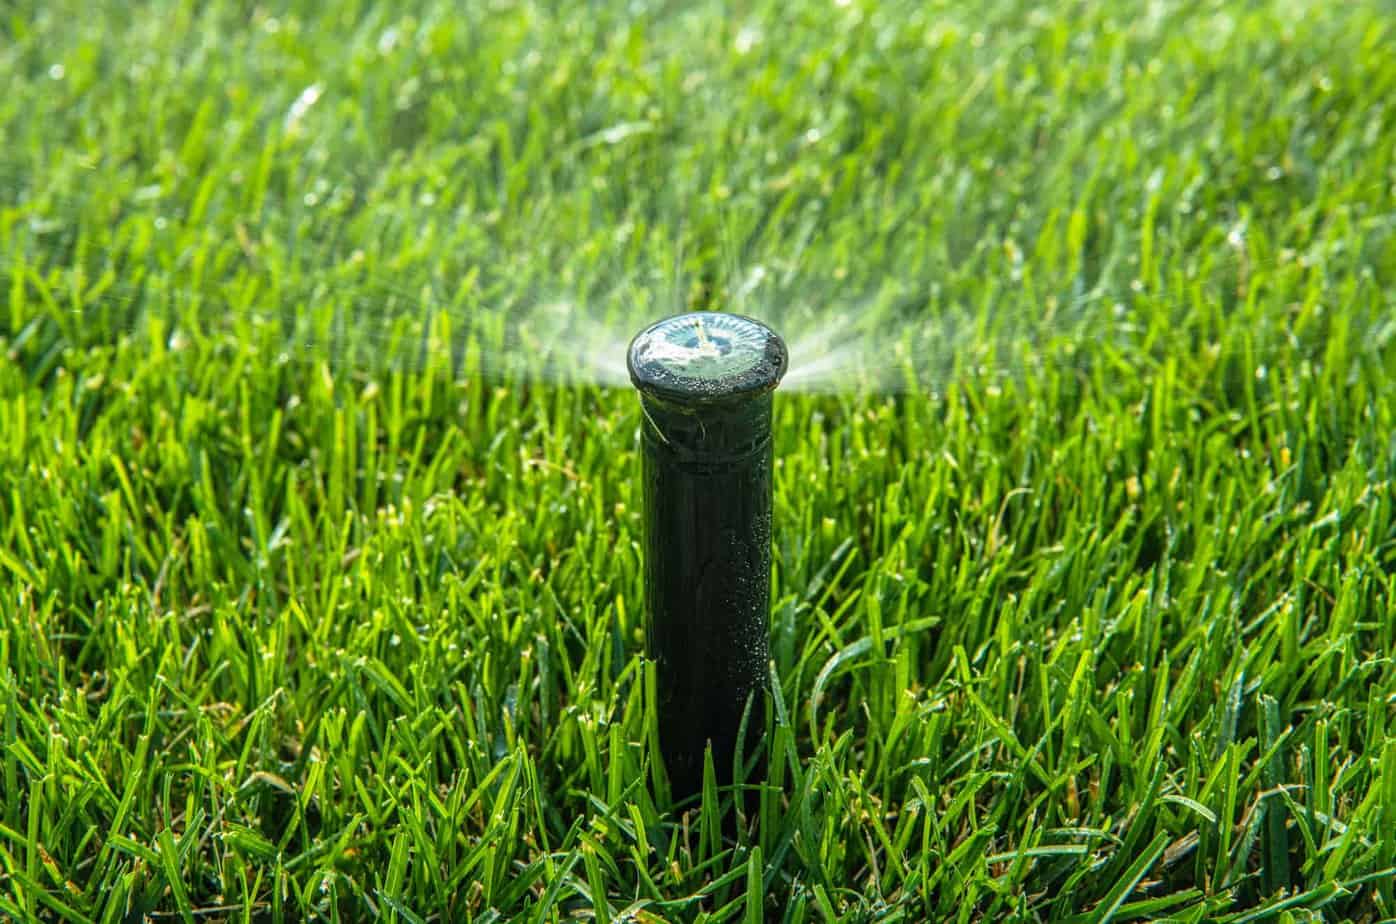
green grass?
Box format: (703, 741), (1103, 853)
(2, 0), (1395, 920)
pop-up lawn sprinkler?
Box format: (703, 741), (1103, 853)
(627, 312), (788, 800)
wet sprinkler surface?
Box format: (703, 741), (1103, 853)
(628, 312), (788, 799)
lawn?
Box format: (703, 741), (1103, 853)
(2, 0), (1395, 920)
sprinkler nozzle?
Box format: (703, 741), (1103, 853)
(628, 312), (788, 801)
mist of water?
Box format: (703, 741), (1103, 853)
(3, 179), (1391, 398)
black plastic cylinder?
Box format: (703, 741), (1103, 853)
(627, 313), (788, 800)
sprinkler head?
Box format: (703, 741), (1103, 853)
(628, 312), (787, 802)
(628, 312), (788, 407)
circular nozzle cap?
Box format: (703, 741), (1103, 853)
(627, 312), (788, 406)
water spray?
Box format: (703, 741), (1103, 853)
(627, 312), (788, 800)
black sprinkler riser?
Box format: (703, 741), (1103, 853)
(627, 313), (788, 800)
